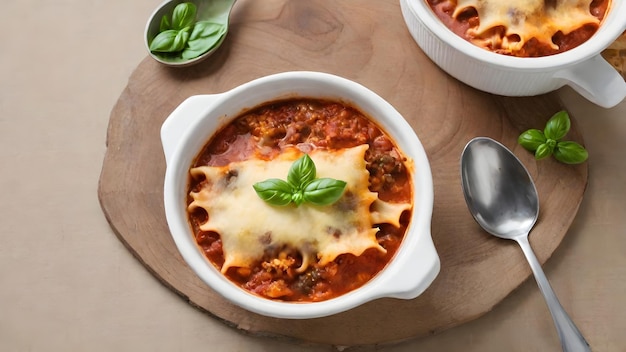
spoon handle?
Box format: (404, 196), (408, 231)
(516, 235), (591, 352)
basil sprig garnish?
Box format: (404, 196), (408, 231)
(518, 110), (588, 164)
(149, 2), (227, 61)
(253, 154), (347, 207)
(171, 1), (196, 30)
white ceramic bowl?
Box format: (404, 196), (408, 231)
(160, 71), (440, 319)
(400, 0), (626, 108)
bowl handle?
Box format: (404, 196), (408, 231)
(160, 94), (221, 165)
(554, 55), (626, 109)
(372, 233), (440, 300)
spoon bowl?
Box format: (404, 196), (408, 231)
(460, 137), (539, 240)
(144, 0), (236, 67)
(461, 137), (590, 352)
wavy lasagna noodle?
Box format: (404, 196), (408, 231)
(189, 145), (410, 275)
(187, 99), (413, 302)
(428, 0), (611, 56)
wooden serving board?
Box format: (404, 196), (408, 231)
(98, 0), (588, 346)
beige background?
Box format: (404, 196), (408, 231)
(1, 1), (624, 351)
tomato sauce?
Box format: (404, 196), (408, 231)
(187, 99), (412, 302)
(427, 0), (611, 57)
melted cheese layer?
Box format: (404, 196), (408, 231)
(188, 145), (412, 273)
(453, 0), (600, 53)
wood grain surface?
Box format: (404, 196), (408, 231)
(97, 0), (588, 346)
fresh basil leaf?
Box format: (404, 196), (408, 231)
(517, 109), (589, 165)
(149, 29), (181, 53)
(288, 154), (316, 188)
(518, 129), (546, 152)
(179, 21), (227, 60)
(534, 143), (552, 160)
(291, 191), (305, 207)
(181, 47), (206, 60)
(253, 179), (294, 206)
(554, 141), (588, 164)
(253, 154), (347, 207)
(303, 178), (347, 206)
(544, 110), (571, 141)
(171, 27), (191, 52)
(189, 21), (224, 41)
(160, 15), (171, 32)
(171, 2), (197, 30)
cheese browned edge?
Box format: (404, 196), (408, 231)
(452, 0), (602, 54)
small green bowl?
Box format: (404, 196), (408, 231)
(144, 0), (235, 67)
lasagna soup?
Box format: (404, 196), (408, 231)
(427, 0), (612, 57)
(186, 99), (413, 302)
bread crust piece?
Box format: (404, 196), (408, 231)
(602, 31), (626, 79)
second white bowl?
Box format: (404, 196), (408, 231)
(400, 0), (626, 108)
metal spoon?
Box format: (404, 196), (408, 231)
(460, 137), (590, 352)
